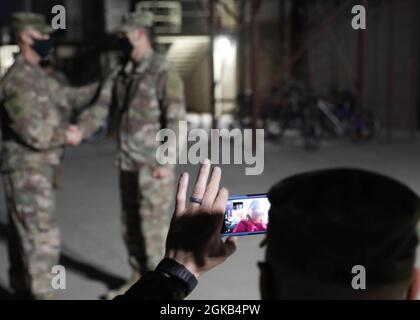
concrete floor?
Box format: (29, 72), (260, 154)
(0, 136), (419, 300)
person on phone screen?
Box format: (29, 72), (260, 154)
(232, 200), (267, 233)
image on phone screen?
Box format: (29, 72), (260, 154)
(221, 194), (270, 236)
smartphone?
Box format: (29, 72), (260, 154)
(221, 194), (270, 236)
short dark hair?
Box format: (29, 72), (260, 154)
(267, 168), (420, 286)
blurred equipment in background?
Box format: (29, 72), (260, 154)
(136, 1), (182, 34)
(0, 45), (18, 76)
(262, 81), (383, 150)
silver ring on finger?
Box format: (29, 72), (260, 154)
(189, 196), (203, 205)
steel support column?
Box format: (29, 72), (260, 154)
(208, 0), (217, 129)
(356, 0), (368, 110)
(250, 0), (262, 151)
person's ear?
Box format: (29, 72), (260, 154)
(19, 31), (32, 46)
(139, 29), (148, 42)
(408, 267), (420, 300)
(135, 29), (145, 42)
(258, 262), (276, 300)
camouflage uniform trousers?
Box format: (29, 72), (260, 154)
(119, 165), (174, 275)
(2, 166), (60, 299)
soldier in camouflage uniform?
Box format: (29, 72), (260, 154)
(0, 12), (100, 299)
(78, 11), (186, 298)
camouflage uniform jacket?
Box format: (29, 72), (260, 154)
(0, 55), (98, 171)
(79, 51), (186, 170)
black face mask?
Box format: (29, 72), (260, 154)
(31, 38), (53, 59)
(118, 37), (133, 59)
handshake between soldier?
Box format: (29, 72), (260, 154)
(65, 125), (84, 146)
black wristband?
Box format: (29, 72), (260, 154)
(155, 258), (198, 295)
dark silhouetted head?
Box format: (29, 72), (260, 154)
(261, 169), (420, 299)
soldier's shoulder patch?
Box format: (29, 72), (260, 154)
(45, 76), (61, 92)
(165, 71), (184, 100)
(152, 52), (166, 64)
(3, 61), (30, 90)
(2, 66), (19, 87)
(152, 54), (171, 74)
(5, 91), (31, 119)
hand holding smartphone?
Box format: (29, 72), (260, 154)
(221, 194), (270, 236)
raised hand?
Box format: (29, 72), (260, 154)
(164, 159), (238, 278)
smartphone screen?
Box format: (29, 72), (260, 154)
(221, 194), (270, 236)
